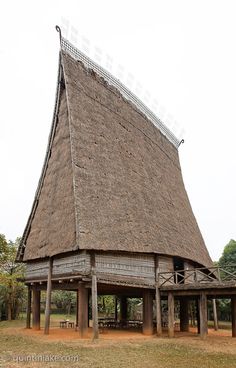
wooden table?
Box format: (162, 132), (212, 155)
(60, 321), (75, 328)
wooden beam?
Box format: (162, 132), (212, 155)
(26, 286), (32, 329)
(143, 289), (153, 335)
(180, 298), (189, 332)
(231, 296), (236, 337)
(78, 281), (88, 338)
(32, 288), (40, 330)
(212, 299), (218, 331)
(44, 257), (53, 335)
(168, 292), (175, 338)
(199, 292), (208, 339)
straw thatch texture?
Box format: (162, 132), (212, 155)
(21, 49), (212, 267)
(23, 88), (76, 260)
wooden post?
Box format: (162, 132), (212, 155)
(92, 273), (99, 340)
(26, 286), (32, 329)
(76, 290), (79, 328)
(91, 253), (98, 340)
(155, 286), (162, 336)
(231, 296), (236, 337)
(120, 296), (128, 325)
(142, 289), (153, 335)
(32, 288), (40, 330)
(180, 298), (189, 332)
(155, 255), (162, 336)
(44, 257), (53, 335)
(114, 296), (118, 321)
(212, 299), (218, 331)
(78, 282), (89, 338)
(196, 298), (200, 334)
(199, 292), (208, 339)
(168, 292), (175, 338)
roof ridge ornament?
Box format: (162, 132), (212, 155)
(55, 25), (62, 44)
(55, 25), (184, 149)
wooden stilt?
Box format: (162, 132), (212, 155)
(114, 296), (118, 321)
(76, 290), (79, 328)
(155, 255), (162, 336)
(212, 299), (218, 331)
(199, 292), (208, 339)
(155, 285), (162, 336)
(168, 292), (175, 338)
(120, 296), (128, 325)
(196, 298), (200, 334)
(180, 298), (189, 332)
(92, 273), (99, 340)
(26, 286), (32, 329)
(32, 288), (40, 330)
(44, 257), (53, 335)
(78, 282), (88, 338)
(142, 289), (153, 335)
(231, 296), (236, 337)
(91, 253), (98, 340)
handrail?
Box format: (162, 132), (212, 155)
(158, 265), (236, 287)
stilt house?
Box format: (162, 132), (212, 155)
(17, 27), (227, 339)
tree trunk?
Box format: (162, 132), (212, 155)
(7, 300), (12, 321)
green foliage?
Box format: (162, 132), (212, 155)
(51, 290), (76, 315)
(128, 298), (142, 320)
(218, 239), (236, 267)
(0, 235), (26, 321)
(98, 295), (115, 316)
(216, 239), (236, 322)
(0, 234), (8, 264)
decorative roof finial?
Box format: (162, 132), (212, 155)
(178, 139), (184, 147)
(55, 25), (62, 44)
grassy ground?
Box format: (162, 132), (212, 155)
(1, 316), (236, 368)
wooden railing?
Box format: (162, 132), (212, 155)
(158, 265), (236, 287)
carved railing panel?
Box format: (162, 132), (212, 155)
(158, 265), (236, 288)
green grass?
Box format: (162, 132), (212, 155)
(0, 313), (76, 329)
(1, 317), (236, 367)
(208, 320), (232, 330)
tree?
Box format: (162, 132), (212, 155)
(215, 239), (236, 322)
(218, 239), (236, 267)
(0, 235), (26, 321)
(0, 234), (8, 264)
(52, 291), (76, 315)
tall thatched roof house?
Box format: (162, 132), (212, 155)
(17, 27), (213, 338)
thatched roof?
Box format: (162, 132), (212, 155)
(16, 36), (212, 267)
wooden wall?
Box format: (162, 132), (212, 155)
(25, 251), (195, 288)
(26, 252), (90, 280)
(95, 253), (155, 286)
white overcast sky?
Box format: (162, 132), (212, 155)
(0, 0), (235, 261)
